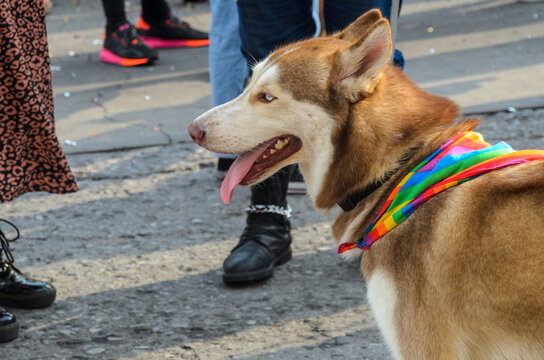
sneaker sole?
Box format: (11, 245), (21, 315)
(100, 48), (152, 67)
(139, 37), (210, 49)
(0, 321), (19, 343)
(0, 289), (56, 309)
(222, 248), (292, 284)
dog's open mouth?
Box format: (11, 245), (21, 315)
(221, 135), (302, 204)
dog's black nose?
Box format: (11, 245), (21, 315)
(188, 122), (205, 145)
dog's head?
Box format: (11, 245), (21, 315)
(189, 10), (457, 207)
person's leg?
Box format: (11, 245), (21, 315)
(0, 220), (57, 344)
(236, 0), (314, 65)
(221, 0), (314, 284)
(136, 0), (209, 48)
(209, 0), (247, 107)
(237, 0), (316, 196)
(323, 0), (386, 32)
(0, 220), (57, 309)
(209, 0), (248, 174)
(0, 0), (79, 342)
(323, 0), (404, 68)
(102, 0), (128, 34)
(99, 0), (158, 66)
(223, 168), (294, 284)
(140, 0), (170, 25)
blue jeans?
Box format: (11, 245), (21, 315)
(209, 0), (248, 107)
(209, 0), (249, 159)
(236, 0), (403, 66)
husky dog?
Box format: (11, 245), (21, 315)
(189, 10), (544, 360)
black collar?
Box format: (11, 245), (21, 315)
(338, 173), (395, 212)
(337, 145), (423, 212)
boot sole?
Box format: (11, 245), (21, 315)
(0, 289), (56, 309)
(223, 248), (292, 284)
(0, 321), (19, 343)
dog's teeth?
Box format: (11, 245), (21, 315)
(270, 149), (277, 154)
(274, 137), (291, 150)
(263, 154), (269, 159)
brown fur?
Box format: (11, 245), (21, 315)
(334, 120), (544, 358)
(190, 10), (544, 359)
(358, 164), (544, 359)
(315, 66), (461, 209)
(334, 9), (383, 42)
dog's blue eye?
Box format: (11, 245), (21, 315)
(258, 93), (276, 103)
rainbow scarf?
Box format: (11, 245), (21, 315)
(337, 131), (544, 253)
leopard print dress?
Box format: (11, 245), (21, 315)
(0, 0), (78, 203)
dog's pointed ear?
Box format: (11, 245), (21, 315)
(333, 19), (392, 101)
(333, 9), (383, 43)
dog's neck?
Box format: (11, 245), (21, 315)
(331, 119), (482, 260)
(337, 144), (421, 212)
(312, 67), (461, 211)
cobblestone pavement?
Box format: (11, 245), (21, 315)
(2, 109), (543, 359)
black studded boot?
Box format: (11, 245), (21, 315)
(223, 166), (294, 284)
(0, 219), (56, 309)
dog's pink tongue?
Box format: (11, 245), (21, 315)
(221, 148), (267, 204)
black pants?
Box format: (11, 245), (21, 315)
(101, 0), (171, 33)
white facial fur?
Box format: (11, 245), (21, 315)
(192, 58), (337, 205)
